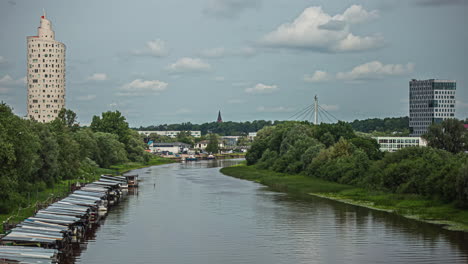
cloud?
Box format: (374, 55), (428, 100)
(0, 56), (8, 66)
(119, 79), (168, 96)
(200, 46), (256, 58)
(320, 104), (339, 111)
(132, 39), (168, 57)
(204, 0), (261, 18)
(213, 76), (225, 81)
(260, 5), (383, 53)
(87, 73), (108, 81)
(77, 94), (97, 101)
(0, 75), (26, 94)
(336, 61), (415, 81)
(166, 57), (211, 73)
(257, 106), (294, 112)
(245, 83), (278, 94)
(456, 100), (468, 108)
(304, 70), (332, 82)
(415, 0), (467, 6)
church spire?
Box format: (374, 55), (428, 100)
(217, 110), (223, 123)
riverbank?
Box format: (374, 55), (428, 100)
(220, 164), (468, 232)
(0, 156), (174, 233)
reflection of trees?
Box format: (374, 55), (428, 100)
(268, 193), (468, 258)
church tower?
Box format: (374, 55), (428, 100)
(217, 110), (223, 123)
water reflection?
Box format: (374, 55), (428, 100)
(69, 160), (468, 264)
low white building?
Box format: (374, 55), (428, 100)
(374, 137), (427, 152)
(248, 132), (257, 141)
(150, 142), (191, 154)
(138, 130), (201, 138)
(194, 140), (224, 151)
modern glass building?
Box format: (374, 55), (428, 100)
(409, 79), (456, 136)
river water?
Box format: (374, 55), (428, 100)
(72, 159), (468, 264)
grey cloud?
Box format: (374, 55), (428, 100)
(204, 0), (261, 18)
(318, 20), (346, 31)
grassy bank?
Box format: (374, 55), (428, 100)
(0, 156), (175, 234)
(220, 164), (468, 232)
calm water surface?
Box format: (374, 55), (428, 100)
(72, 160), (468, 264)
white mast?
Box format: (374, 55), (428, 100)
(314, 95), (318, 125)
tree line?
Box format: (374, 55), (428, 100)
(246, 119), (468, 208)
(0, 104), (149, 213)
(137, 116), (411, 136)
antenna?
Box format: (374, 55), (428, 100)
(314, 95), (318, 125)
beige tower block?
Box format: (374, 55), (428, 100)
(27, 12), (66, 123)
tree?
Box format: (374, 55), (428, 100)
(206, 133), (219, 154)
(176, 131), (194, 145)
(90, 111), (130, 144)
(94, 132), (128, 168)
(56, 108), (79, 131)
(422, 119), (468, 153)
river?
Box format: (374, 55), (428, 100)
(71, 159), (468, 264)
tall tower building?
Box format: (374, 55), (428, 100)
(27, 11), (66, 123)
(409, 79), (456, 136)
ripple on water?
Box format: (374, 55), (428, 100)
(71, 160), (468, 264)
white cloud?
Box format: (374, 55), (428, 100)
(87, 73), (108, 81)
(257, 106), (294, 112)
(336, 61), (415, 81)
(77, 94), (97, 101)
(260, 5), (383, 52)
(204, 0), (261, 18)
(304, 70), (332, 82)
(166, 57), (211, 73)
(132, 39), (168, 57)
(245, 83), (278, 94)
(119, 79), (168, 96)
(0, 75), (26, 94)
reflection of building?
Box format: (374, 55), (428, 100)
(374, 136), (427, 152)
(27, 12), (66, 122)
(150, 142), (191, 154)
(138, 130), (201, 138)
(409, 79), (456, 136)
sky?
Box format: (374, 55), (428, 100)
(0, 0), (467, 127)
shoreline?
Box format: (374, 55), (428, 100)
(0, 156), (175, 234)
(220, 164), (468, 232)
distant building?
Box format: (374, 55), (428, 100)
(221, 136), (240, 146)
(27, 11), (66, 123)
(138, 130), (201, 138)
(150, 142), (191, 154)
(194, 140), (224, 150)
(248, 132), (257, 141)
(374, 136), (427, 152)
(217, 110), (223, 123)
(409, 79), (456, 136)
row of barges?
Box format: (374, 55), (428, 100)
(0, 174), (138, 263)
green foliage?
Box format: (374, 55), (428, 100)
(176, 131), (195, 145)
(350, 116), (409, 134)
(422, 118), (468, 153)
(0, 104), (150, 214)
(245, 117), (468, 209)
(206, 133), (219, 153)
